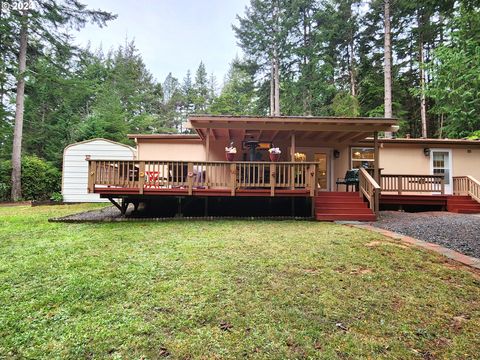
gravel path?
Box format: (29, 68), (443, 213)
(371, 211), (480, 258)
(50, 206), (128, 221)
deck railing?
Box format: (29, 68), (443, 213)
(453, 176), (480, 203)
(88, 160), (318, 197)
(381, 174), (445, 195)
(359, 167), (380, 215)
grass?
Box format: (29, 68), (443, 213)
(0, 204), (479, 359)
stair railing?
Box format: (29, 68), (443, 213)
(359, 167), (381, 216)
(453, 176), (480, 203)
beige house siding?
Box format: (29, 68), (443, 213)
(375, 144), (480, 179)
(452, 147), (480, 179)
(137, 141), (206, 161)
(379, 145), (430, 174)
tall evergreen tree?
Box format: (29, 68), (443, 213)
(193, 61), (209, 113)
(3, 0), (115, 200)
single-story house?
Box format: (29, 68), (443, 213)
(83, 115), (480, 220)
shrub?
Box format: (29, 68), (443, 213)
(50, 192), (63, 202)
(0, 156), (61, 201)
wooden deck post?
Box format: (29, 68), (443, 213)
(374, 188), (380, 216)
(205, 129), (210, 188)
(373, 131), (380, 184)
(441, 177), (445, 195)
(309, 164), (316, 197)
(138, 161), (145, 194)
(270, 163), (276, 196)
(230, 163), (236, 196)
(87, 160), (96, 193)
(290, 132), (296, 190)
(206, 128), (210, 161)
(187, 162), (194, 195)
(398, 175), (403, 195)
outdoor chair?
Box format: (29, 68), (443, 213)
(336, 169), (359, 191)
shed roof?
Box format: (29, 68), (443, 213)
(63, 138), (136, 153)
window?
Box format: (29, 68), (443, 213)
(351, 147), (374, 169)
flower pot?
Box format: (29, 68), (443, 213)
(226, 152), (235, 161)
(269, 153), (280, 162)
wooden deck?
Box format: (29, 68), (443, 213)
(86, 159), (480, 219)
(88, 160), (319, 198)
(96, 187), (311, 197)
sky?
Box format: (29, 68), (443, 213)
(73, 0), (250, 86)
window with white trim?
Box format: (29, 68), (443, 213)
(351, 147), (375, 169)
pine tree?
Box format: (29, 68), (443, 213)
(193, 61), (209, 113)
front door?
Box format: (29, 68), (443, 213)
(314, 153), (329, 191)
(430, 149), (452, 194)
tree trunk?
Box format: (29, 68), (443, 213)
(419, 13), (427, 138)
(11, 19), (28, 201)
(302, 10), (312, 116)
(270, 59), (275, 116)
(349, 40), (356, 97)
(273, 53), (280, 116)
(348, 3), (356, 97)
(383, 0), (393, 138)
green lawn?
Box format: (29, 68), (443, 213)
(0, 204), (479, 359)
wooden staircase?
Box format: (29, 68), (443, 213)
(314, 192), (376, 221)
(447, 195), (480, 214)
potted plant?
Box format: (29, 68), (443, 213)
(268, 146), (281, 162)
(225, 142), (237, 161)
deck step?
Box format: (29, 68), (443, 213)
(449, 209), (480, 214)
(314, 192), (376, 221)
(316, 208), (374, 215)
(315, 214), (377, 221)
(315, 204), (369, 210)
(316, 191), (360, 196)
(447, 195), (480, 214)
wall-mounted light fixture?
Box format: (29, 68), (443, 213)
(423, 148), (431, 156)
(333, 149), (340, 159)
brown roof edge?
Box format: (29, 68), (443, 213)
(189, 114), (398, 122)
(360, 137), (480, 145)
(127, 134), (201, 140)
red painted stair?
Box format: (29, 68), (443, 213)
(447, 195), (480, 214)
(314, 192), (376, 221)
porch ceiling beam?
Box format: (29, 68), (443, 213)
(310, 131), (334, 143)
(240, 129), (246, 141)
(340, 132), (372, 145)
(270, 130), (280, 142)
(299, 131), (313, 140)
(336, 132), (358, 143)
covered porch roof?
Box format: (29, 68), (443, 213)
(187, 115), (399, 145)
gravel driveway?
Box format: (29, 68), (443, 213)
(371, 211), (480, 258)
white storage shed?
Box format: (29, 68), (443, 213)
(62, 138), (136, 202)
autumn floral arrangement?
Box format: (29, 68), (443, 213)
(294, 152), (306, 162)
